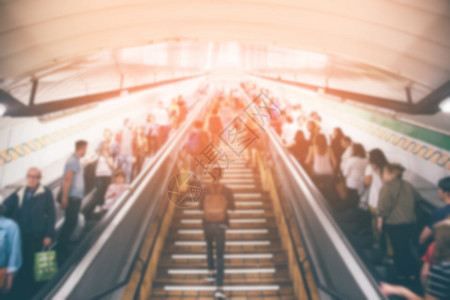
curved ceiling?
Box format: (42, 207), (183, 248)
(0, 0), (449, 96)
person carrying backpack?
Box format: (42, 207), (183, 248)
(186, 121), (210, 178)
(199, 167), (235, 299)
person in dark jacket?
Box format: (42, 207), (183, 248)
(330, 127), (344, 166)
(377, 163), (422, 281)
(288, 130), (309, 167)
(3, 167), (55, 297)
(199, 167), (235, 299)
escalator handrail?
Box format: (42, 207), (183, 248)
(48, 88), (210, 299)
(263, 130), (350, 300)
(262, 138), (345, 300)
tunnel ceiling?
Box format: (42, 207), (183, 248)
(0, 0), (449, 111)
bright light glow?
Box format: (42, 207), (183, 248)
(266, 46), (328, 69)
(439, 97), (450, 113)
(216, 42), (242, 67)
(118, 44), (168, 66)
(0, 104), (6, 115)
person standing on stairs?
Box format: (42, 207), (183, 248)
(207, 107), (224, 146)
(199, 167), (235, 299)
(186, 121), (210, 179)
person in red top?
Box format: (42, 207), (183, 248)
(421, 242), (436, 288)
(207, 108), (223, 146)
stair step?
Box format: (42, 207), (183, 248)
(168, 231), (279, 240)
(149, 156), (296, 299)
(173, 240), (275, 246)
(175, 218), (275, 224)
(171, 218), (278, 229)
(181, 209), (265, 214)
(222, 173), (257, 178)
(154, 276), (292, 285)
(178, 209), (267, 215)
(163, 267), (279, 275)
(159, 260), (288, 268)
(175, 228), (273, 234)
(163, 244), (285, 253)
(151, 284), (296, 299)
(203, 178), (255, 184)
(168, 253), (275, 259)
(159, 254), (288, 266)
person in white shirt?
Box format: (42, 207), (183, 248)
(305, 133), (338, 205)
(340, 136), (353, 171)
(144, 114), (159, 156)
(281, 116), (300, 147)
(364, 149), (389, 246)
(289, 104), (303, 124)
(152, 101), (170, 125)
(115, 119), (136, 184)
(94, 144), (115, 213)
(342, 143), (368, 209)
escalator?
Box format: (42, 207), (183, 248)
(150, 147), (297, 299)
(41, 84), (385, 300)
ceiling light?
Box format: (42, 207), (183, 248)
(439, 96), (450, 113)
(0, 104), (6, 116)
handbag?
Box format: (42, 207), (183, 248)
(335, 171), (347, 201)
(56, 186), (63, 204)
(34, 248), (58, 282)
(0, 267), (6, 289)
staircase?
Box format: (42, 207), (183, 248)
(150, 149), (297, 299)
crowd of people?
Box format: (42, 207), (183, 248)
(184, 84), (450, 299)
(1, 83), (448, 299)
(185, 90), (257, 180)
(243, 82), (450, 299)
(0, 96), (187, 298)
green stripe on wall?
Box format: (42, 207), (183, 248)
(342, 104), (450, 151)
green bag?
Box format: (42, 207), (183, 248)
(34, 250), (58, 282)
